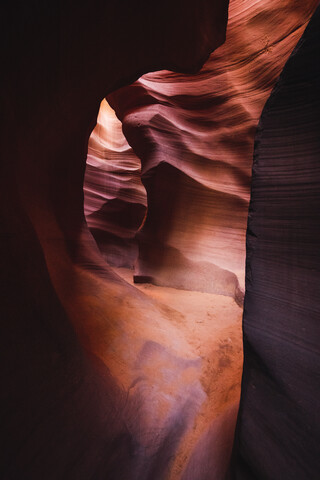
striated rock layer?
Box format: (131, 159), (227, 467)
(84, 100), (147, 267)
(107, 0), (318, 302)
(231, 5), (320, 479)
(1, 1), (233, 479)
(2, 0), (320, 478)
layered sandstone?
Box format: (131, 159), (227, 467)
(231, 6), (320, 479)
(1, 1), (231, 479)
(84, 100), (147, 267)
(105, 0), (317, 302)
(2, 0), (320, 479)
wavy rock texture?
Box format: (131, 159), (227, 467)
(1, 1), (234, 479)
(231, 6), (320, 479)
(2, 0), (320, 479)
(107, 0), (318, 302)
(84, 100), (147, 267)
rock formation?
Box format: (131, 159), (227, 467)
(2, 0), (320, 478)
(231, 6), (320, 479)
(84, 99), (147, 267)
(1, 1), (232, 478)
(102, 0), (316, 302)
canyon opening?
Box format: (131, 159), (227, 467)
(2, 0), (320, 479)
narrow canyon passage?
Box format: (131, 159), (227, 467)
(82, 2), (319, 475)
(84, 98), (243, 478)
(2, 0), (320, 478)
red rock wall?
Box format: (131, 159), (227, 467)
(231, 6), (320, 478)
(1, 1), (231, 479)
(2, 0), (320, 478)
(105, 0), (317, 302)
(84, 100), (147, 267)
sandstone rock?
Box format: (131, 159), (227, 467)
(108, 0), (317, 302)
(231, 6), (320, 479)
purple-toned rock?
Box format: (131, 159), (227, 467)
(231, 6), (320, 479)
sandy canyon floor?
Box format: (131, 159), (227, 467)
(111, 267), (244, 479)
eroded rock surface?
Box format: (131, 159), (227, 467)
(2, 0), (320, 478)
(84, 100), (147, 267)
(231, 6), (320, 479)
(1, 1), (232, 479)
(107, 0), (318, 301)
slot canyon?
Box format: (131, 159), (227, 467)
(1, 0), (320, 479)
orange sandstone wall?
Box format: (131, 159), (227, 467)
(103, 0), (317, 302)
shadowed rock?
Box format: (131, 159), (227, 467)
(231, 6), (320, 479)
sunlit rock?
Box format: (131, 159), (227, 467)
(108, 0), (317, 302)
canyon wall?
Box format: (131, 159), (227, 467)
(231, 6), (320, 479)
(86, 0), (316, 303)
(1, 1), (230, 478)
(2, 0), (320, 478)
(84, 100), (147, 267)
